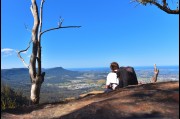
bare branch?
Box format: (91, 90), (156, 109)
(39, 16), (81, 35)
(41, 25), (81, 35)
(17, 40), (32, 69)
(58, 16), (64, 27)
(162, 0), (167, 7)
(133, 0), (179, 14)
(150, 0), (179, 14)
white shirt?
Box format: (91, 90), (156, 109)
(106, 72), (119, 90)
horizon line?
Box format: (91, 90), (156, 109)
(1, 65), (179, 70)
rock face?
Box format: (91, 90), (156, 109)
(1, 81), (179, 119)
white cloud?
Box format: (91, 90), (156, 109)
(1, 48), (15, 56)
(1, 48), (29, 57)
(1, 48), (14, 52)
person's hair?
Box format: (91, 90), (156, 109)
(110, 62), (119, 72)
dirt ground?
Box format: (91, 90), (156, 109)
(1, 81), (179, 119)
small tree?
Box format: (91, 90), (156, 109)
(131, 0), (179, 14)
(18, 0), (80, 104)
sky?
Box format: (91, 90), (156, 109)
(1, 0), (179, 69)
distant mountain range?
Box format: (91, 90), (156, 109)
(1, 67), (82, 81)
(1, 68), (29, 81)
(2, 66), (179, 82)
(45, 67), (82, 78)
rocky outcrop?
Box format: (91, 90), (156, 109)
(1, 81), (179, 119)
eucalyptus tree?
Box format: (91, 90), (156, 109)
(18, 0), (80, 104)
(132, 0), (179, 14)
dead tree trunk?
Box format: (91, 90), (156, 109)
(151, 64), (159, 83)
(18, 0), (81, 104)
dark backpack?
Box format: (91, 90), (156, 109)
(116, 66), (138, 88)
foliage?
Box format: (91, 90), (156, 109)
(1, 82), (29, 111)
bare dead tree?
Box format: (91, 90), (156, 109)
(17, 0), (81, 104)
(151, 64), (159, 83)
(131, 0), (179, 14)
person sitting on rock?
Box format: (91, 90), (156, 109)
(105, 62), (120, 93)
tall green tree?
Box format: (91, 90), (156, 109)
(18, 0), (80, 104)
(132, 0), (179, 14)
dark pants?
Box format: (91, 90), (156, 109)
(104, 88), (113, 93)
(104, 83), (117, 93)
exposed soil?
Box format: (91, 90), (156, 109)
(1, 81), (179, 119)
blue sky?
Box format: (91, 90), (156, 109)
(2, 0), (179, 69)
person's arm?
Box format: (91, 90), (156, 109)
(106, 73), (111, 88)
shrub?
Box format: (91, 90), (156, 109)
(1, 83), (29, 111)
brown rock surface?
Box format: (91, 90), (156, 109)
(1, 81), (179, 119)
